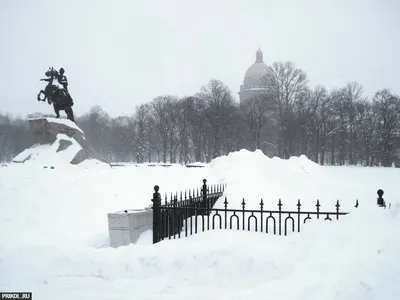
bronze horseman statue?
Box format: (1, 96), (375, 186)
(37, 67), (75, 122)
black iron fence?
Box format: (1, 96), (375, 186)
(151, 179), (388, 244)
(152, 179), (225, 243)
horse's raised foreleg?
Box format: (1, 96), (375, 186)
(37, 90), (46, 102)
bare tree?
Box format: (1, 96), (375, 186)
(357, 100), (379, 166)
(265, 61), (308, 158)
(78, 105), (112, 160)
(307, 85), (332, 164)
(176, 97), (192, 163)
(0, 114), (11, 163)
(186, 96), (207, 162)
(200, 79), (236, 159)
(152, 96), (171, 163)
(133, 104), (156, 163)
(222, 106), (249, 153)
(151, 96), (180, 163)
(241, 94), (275, 150)
(343, 82), (364, 165)
(293, 88), (314, 158)
(373, 89), (400, 166)
(109, 116), (135, 162)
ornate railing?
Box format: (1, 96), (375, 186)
(151, 179), (371, 244)
(152, 179), (225, 243)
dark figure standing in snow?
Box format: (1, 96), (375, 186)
(57, 67), (74, 106)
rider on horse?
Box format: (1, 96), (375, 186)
(57, 68), (68, 90)
(37, 66), (75, 122)
(57, 68), (73, 106)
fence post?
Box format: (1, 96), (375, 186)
(202, 179), (208, 213)
(377, 189), (386, 208)
(152, 185), (161, 244)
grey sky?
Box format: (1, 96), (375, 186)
(1, 0), (399, 118)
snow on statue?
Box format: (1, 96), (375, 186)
(37, 67), (75, 123)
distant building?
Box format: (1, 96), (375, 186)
(239, 48), (270, 103)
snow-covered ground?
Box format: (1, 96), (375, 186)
(1, 149), (399, 299)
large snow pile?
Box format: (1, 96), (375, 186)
(12, 134), (82, 166)
(209, 149), (398, 211)
(12, 117), (104, 166)
(1, 150), (399, 299)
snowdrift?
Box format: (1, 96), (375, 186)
(209, 149), (398, 211)
(1, 149), (400, 299)
(12, 117), (105, 167)
(12, 133), (84, 166)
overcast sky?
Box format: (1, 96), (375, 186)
(1, 0), (399, 118)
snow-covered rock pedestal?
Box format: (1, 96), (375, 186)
(107, 208), (153, 248)
(12, 117), (104, 166)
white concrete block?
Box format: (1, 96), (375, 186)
(108, 213), (130, 229)
(108, 208), (153, 248)
(109, 229), (131, 248)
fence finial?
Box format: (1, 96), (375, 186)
(377, 189), (386, 208)
(241, 198), (246, 210)
(202, 179), (208, 211)
(152, 185), (161, 244)
(297, 199), (301, 211)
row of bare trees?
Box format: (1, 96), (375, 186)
(1, 61), (400, 166)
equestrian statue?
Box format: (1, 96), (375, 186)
(37, 67), (75, 122)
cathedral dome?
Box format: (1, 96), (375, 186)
(244, 62), (269, 79)
(239, 48), (269, 103)
(244, 48), (268, 80)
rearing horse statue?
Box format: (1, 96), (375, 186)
(37, 67), (75, 123)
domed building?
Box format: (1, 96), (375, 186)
(239, 48), (269, 102)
